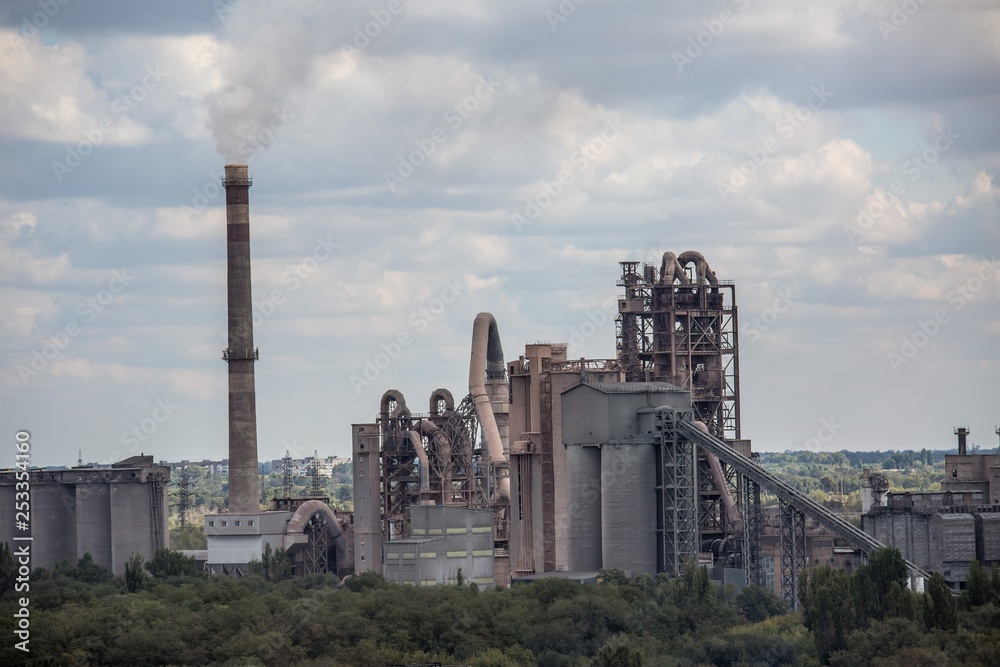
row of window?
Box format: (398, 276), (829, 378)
(207, 519), (255, 527)
(385, 563), (416, 572)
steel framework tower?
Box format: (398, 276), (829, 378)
(616, 251), (744, 556)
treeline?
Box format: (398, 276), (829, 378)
(2, 545), (999, 666)
(800, 548), (1000, 665)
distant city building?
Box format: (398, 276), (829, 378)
(266, 455), (348, 478)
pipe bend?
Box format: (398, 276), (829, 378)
(429, 388), (455, 417)
(470, 313), (510, 501)
(380, 390), (408, 418)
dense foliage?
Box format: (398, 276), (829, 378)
(3, 546), (1000, 666)
(756, 449), (952, 512)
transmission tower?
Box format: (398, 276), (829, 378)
(282, 450), (293, 498)
(310, 450), (322, 497)
(176, 466), (192, 529)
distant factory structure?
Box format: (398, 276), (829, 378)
(0, 455), (169, 575)
(352, 250), (944, 606)
(863, 427), (1000, 589)
(9, 165), (993, 599)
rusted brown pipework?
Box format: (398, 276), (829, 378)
(429, 388), (455, 417)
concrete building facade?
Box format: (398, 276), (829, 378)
(383, 506), (495, 589)
(0, 455), (169, 576)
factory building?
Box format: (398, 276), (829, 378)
(559, 381), (691, 575)
(354, 251), (924, 606)
(383, 506), (495, 589)
(863, 428), (1000, 589)
(0, 455), (169, 576)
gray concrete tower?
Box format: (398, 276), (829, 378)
(223, 164), (259, 513)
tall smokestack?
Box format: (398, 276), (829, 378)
(223, 164), (259, 513)
(954, 426), (969, 456)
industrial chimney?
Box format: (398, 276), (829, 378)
(222, 164), (260, 513)
(954, 426), (969, 456)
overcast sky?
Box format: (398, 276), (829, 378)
(1, 0), (998, 467)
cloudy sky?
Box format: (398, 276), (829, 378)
(1, 0), (998, 467)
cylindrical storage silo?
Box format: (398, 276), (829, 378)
(601, 443), (657, 575)
(566, 445), (602, 572)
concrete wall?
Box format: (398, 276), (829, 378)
(864, 507), (1000, 586)
(566, 445), (602, 572)
(352, 423), (382, 573)
(205, 510), (290, 567)
(601, 442), (657, 575)
(384, 506), (495, 588)
(0, 459), (169, 576)
(977, 512), (1000, 563)
(561, 382), (689, 576)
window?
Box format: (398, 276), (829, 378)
(208, 521), (215, 527)
(248, 520), (255, 526)
(222, 521), (228, 527)
(235, 520), (241, 526)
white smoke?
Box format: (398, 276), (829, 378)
(206, 9), (317, 162)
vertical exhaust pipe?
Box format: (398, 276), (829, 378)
(954, 427), (969, 456)
(223, 164), (260, 513)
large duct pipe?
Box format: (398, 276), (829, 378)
(659, 251), (690, 286)
(693, 420), (741, 528)
(677, 250), (719, 286)
(405, 430), (432, 498)
(380, 389), (409, 420)
(469, 313), (510, 501)
(223, 164), (260, 514)
(413, 419), (454, 500)
(429, 388), (455, 418)
(285, 499), (350, 576)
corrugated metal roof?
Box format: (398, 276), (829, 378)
(580, 381), (684, 393)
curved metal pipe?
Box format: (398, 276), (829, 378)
(678, 250), (719, 286)
(380, 389), (409, 419)
(469, 312), (510, 501)
(693, 420), (741, 529)
(429, 388), (455, 417)
(405, 430), (432, 498)
(659, 251), (690, 286)
(413, 418), (454, 500)
(285, 499), (350, 575)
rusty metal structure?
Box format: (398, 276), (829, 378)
(616, 251), (745, 561)
(376, 388), (496, 539)
(354, 314), (513, 585)
(351, 252), (932, 600)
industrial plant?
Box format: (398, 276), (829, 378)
(4, 164), (994, 603)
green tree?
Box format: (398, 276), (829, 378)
(965, 559), (991, 607)
(124, 553), (145, 593)
(855, 547), (908, 623)
(145, 548), (201, 578)
(735, 584), (787, 622)
(801, 566), (856, 662)
(923, 572), (957, 631)
(886, 581), (918, 621)
(246, 543), (291, 581)
(590, 634), (646, 667)
(0, 541), (15, 598)
(169, 523), (207, 549)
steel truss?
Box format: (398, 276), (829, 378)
(779, 500), (806, 610)
(657, 407), (698, 576)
